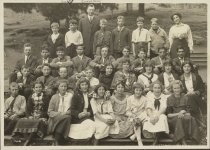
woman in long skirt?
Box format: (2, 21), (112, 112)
(69, 77), (95, 140)
(47, 79), (73, 145)
(144, 81), (169, 145)
(169, 13), (193, 58)
(109, 81), (134, 139)
(90, 84), (119, 143)
(12, 81), (50, 145)
(166, 80), (200, 145)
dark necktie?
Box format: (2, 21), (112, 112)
(154, 97), (161, 110)
(5, 96), (17, 113)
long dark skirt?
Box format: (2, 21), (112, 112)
(4, 118), (19, 135)
(48, 114), (71, 139)
(168, 115), (200, 143)
(170, 38), (190, 59)
(12, 118), (47, 138)
(187, 94), (202, 120)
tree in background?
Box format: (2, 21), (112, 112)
(4, 3), (118, 24)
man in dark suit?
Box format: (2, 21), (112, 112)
(79, 4), (100, 58)
(10, 43), (38, 83)
(172, 47), (198, 75)
(35, 45), (53, 78)
(72, 45), (92, 74)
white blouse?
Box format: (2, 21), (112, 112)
(184, 73), (194, 92)
(163, 72), (175, 88)
(58, 92), (73, 113)
(169, 23), (193, 51)
(146, 91), (167, 114)
(83, 93), (89, 110)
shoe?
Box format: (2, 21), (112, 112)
(92, 138), (99, 145)
(130, 134), (136, 141)
(181, 139), (187, 145)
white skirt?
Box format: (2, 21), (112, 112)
(68, 119), (96, 139)
(94, 114), (119, 139)
(143, 114), (169, 134)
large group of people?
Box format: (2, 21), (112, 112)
(4, 4), (206, 146)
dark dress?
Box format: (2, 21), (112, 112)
(71, 90), (93, 124)
(180, 73), (205, 119)
(166, 94), (200, 143)
(13, 93), (50, 139)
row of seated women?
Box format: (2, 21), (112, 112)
(5, 68), (203, 146)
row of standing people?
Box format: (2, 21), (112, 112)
(45, 5), (193, 61)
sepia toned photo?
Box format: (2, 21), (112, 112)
(1, 0), (209, 149)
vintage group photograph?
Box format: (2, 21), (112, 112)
(2, 1), (208, 149)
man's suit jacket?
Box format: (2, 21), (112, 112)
(16, 75), (35, 89)
(151, 56), (170, 67)
(79, 15), (100, 57)
(111, 27), (131, 54)
(90, 55), (115, 67)
(36, 75), (56, 89)
(14, 55), (38, 73)
(45, 33), (65, 58)
(72, 55), (91, 73)
(172, 57), (190, 75)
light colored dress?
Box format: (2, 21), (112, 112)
(143, 91), (169, 134)
(126, 95), (148, 122)
(109, 95), (134, 138)
(90, 98), (119, 139)
(68, 119), (95, 139)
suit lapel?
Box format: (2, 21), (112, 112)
(48, 35), (54, 45)
(191, 73), (197, 90)
(55, 33), (62, 45)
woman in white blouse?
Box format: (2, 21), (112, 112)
(143, 81), (169, 145)
(179, 60), (205, 120)
(169, 13), (193, 58)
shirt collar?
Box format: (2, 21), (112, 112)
(59, 92), (68, 97)
(151, 27), (161, 33)
(184, 73), (192, 80)
(78, 55), (83, 59)
(118, 26), (124, 31)
(175, 23), (184, 27)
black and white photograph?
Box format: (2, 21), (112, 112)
(1, 0), (209, 149)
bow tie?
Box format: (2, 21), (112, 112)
(154, 97), (161, 110)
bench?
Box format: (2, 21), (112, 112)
(4, 135), (193, 146)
